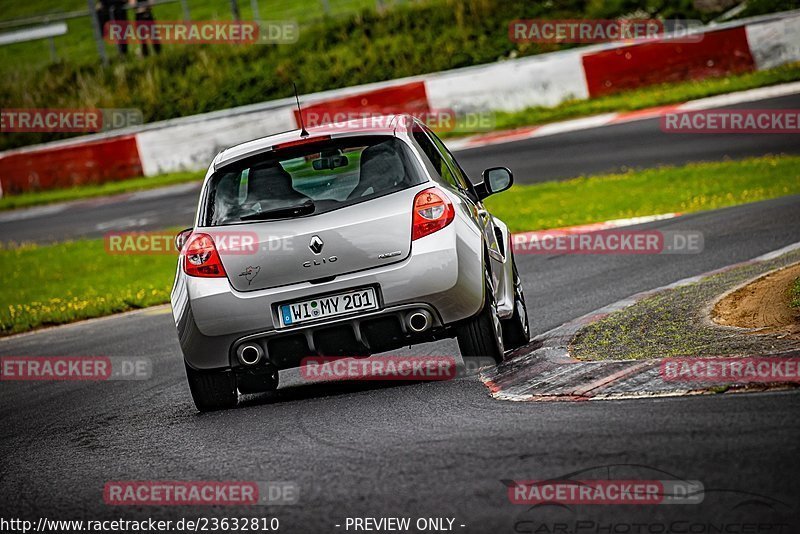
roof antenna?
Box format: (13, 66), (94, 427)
(293, 82), (309, 137)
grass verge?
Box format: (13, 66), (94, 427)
(484, 155), (800, 232)
(570, 250), (800, 360)
(791, 278), (800, 309)
(0, 239), (177, 336)
(2, 154), (799, 336)
(0, 171), (203, 211)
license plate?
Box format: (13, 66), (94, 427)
(279, 288), (378, 327)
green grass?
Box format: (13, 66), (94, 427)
(791, 277), (800, 309)
(0, 238), (177, 335)
(451, 63), (800, 136)
(3, 0), (792, 73)
(1, 0), (373, 20)
(6, 0), (797, 152)
(0, 0), (382, 73)
(0, 170), (203, 211)
(485, 155), (800, 232)
(2, 154), (799, 336)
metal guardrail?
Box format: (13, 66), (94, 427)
(0, 0), (189, 31)
(0, 0), (378, 31)
(0, 22), (68, 61)
(0, 11), (89, 31)
(0, 22), (67, 45)
(2, 0), (194, 66)
(0, 0), (387, 65)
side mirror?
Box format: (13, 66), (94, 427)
(175, 228), (193, 252)
(477, 167), (513, 199)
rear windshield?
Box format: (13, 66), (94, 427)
(203, 136), (426, 226)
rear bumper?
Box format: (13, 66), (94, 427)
(236, 302), (446, 371)
(171, 222), (484, 370)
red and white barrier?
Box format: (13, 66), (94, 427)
(1, 11), (798, 194)
(426, 50), (590, 112)
(135, 106), (296, 177)
(0, 135), (142, 194)
(581, 26), (755, 97)
(746, 14), (800, 70)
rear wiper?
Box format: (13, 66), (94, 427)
(240, 200), (315, 221)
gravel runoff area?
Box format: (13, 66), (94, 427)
(570, 250), (800, 361)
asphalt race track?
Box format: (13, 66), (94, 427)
(2, 93), (799, 245)
(455, 93), (800, 182)
(2, 195), (799, 529)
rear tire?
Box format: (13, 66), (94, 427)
(185, 363), (238, 412)
(457, 272), (505, 364)
(501, 256), (530, 350)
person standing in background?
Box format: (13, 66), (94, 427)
(130, 0), (161, 56)
(96, 0), (128, 56)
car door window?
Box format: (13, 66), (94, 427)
(412, 125), (464, 191)
(424, 127), (472, 191)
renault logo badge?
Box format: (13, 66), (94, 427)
(309, 235), (324, 255)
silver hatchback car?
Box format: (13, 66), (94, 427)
(171, 115), (529, 410)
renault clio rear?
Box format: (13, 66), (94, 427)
(171, 115), (529, 410)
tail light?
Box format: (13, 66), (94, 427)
(412, 187), (455, 241)
(182, 233), (227, 278)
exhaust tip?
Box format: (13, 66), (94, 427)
(237, 344), (264, 366)
(407, 310), (432, 333)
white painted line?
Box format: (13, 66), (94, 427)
(95, 216), (154, 232)
(127, 182), (201, 201)
(0, 203), (69, 223)
(677, 81), (800, 111)
(529, 113), (618, 138)
(0, 181), (202, 222)
(752, 240), (800, 261)
(512, 213), (681, 238)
